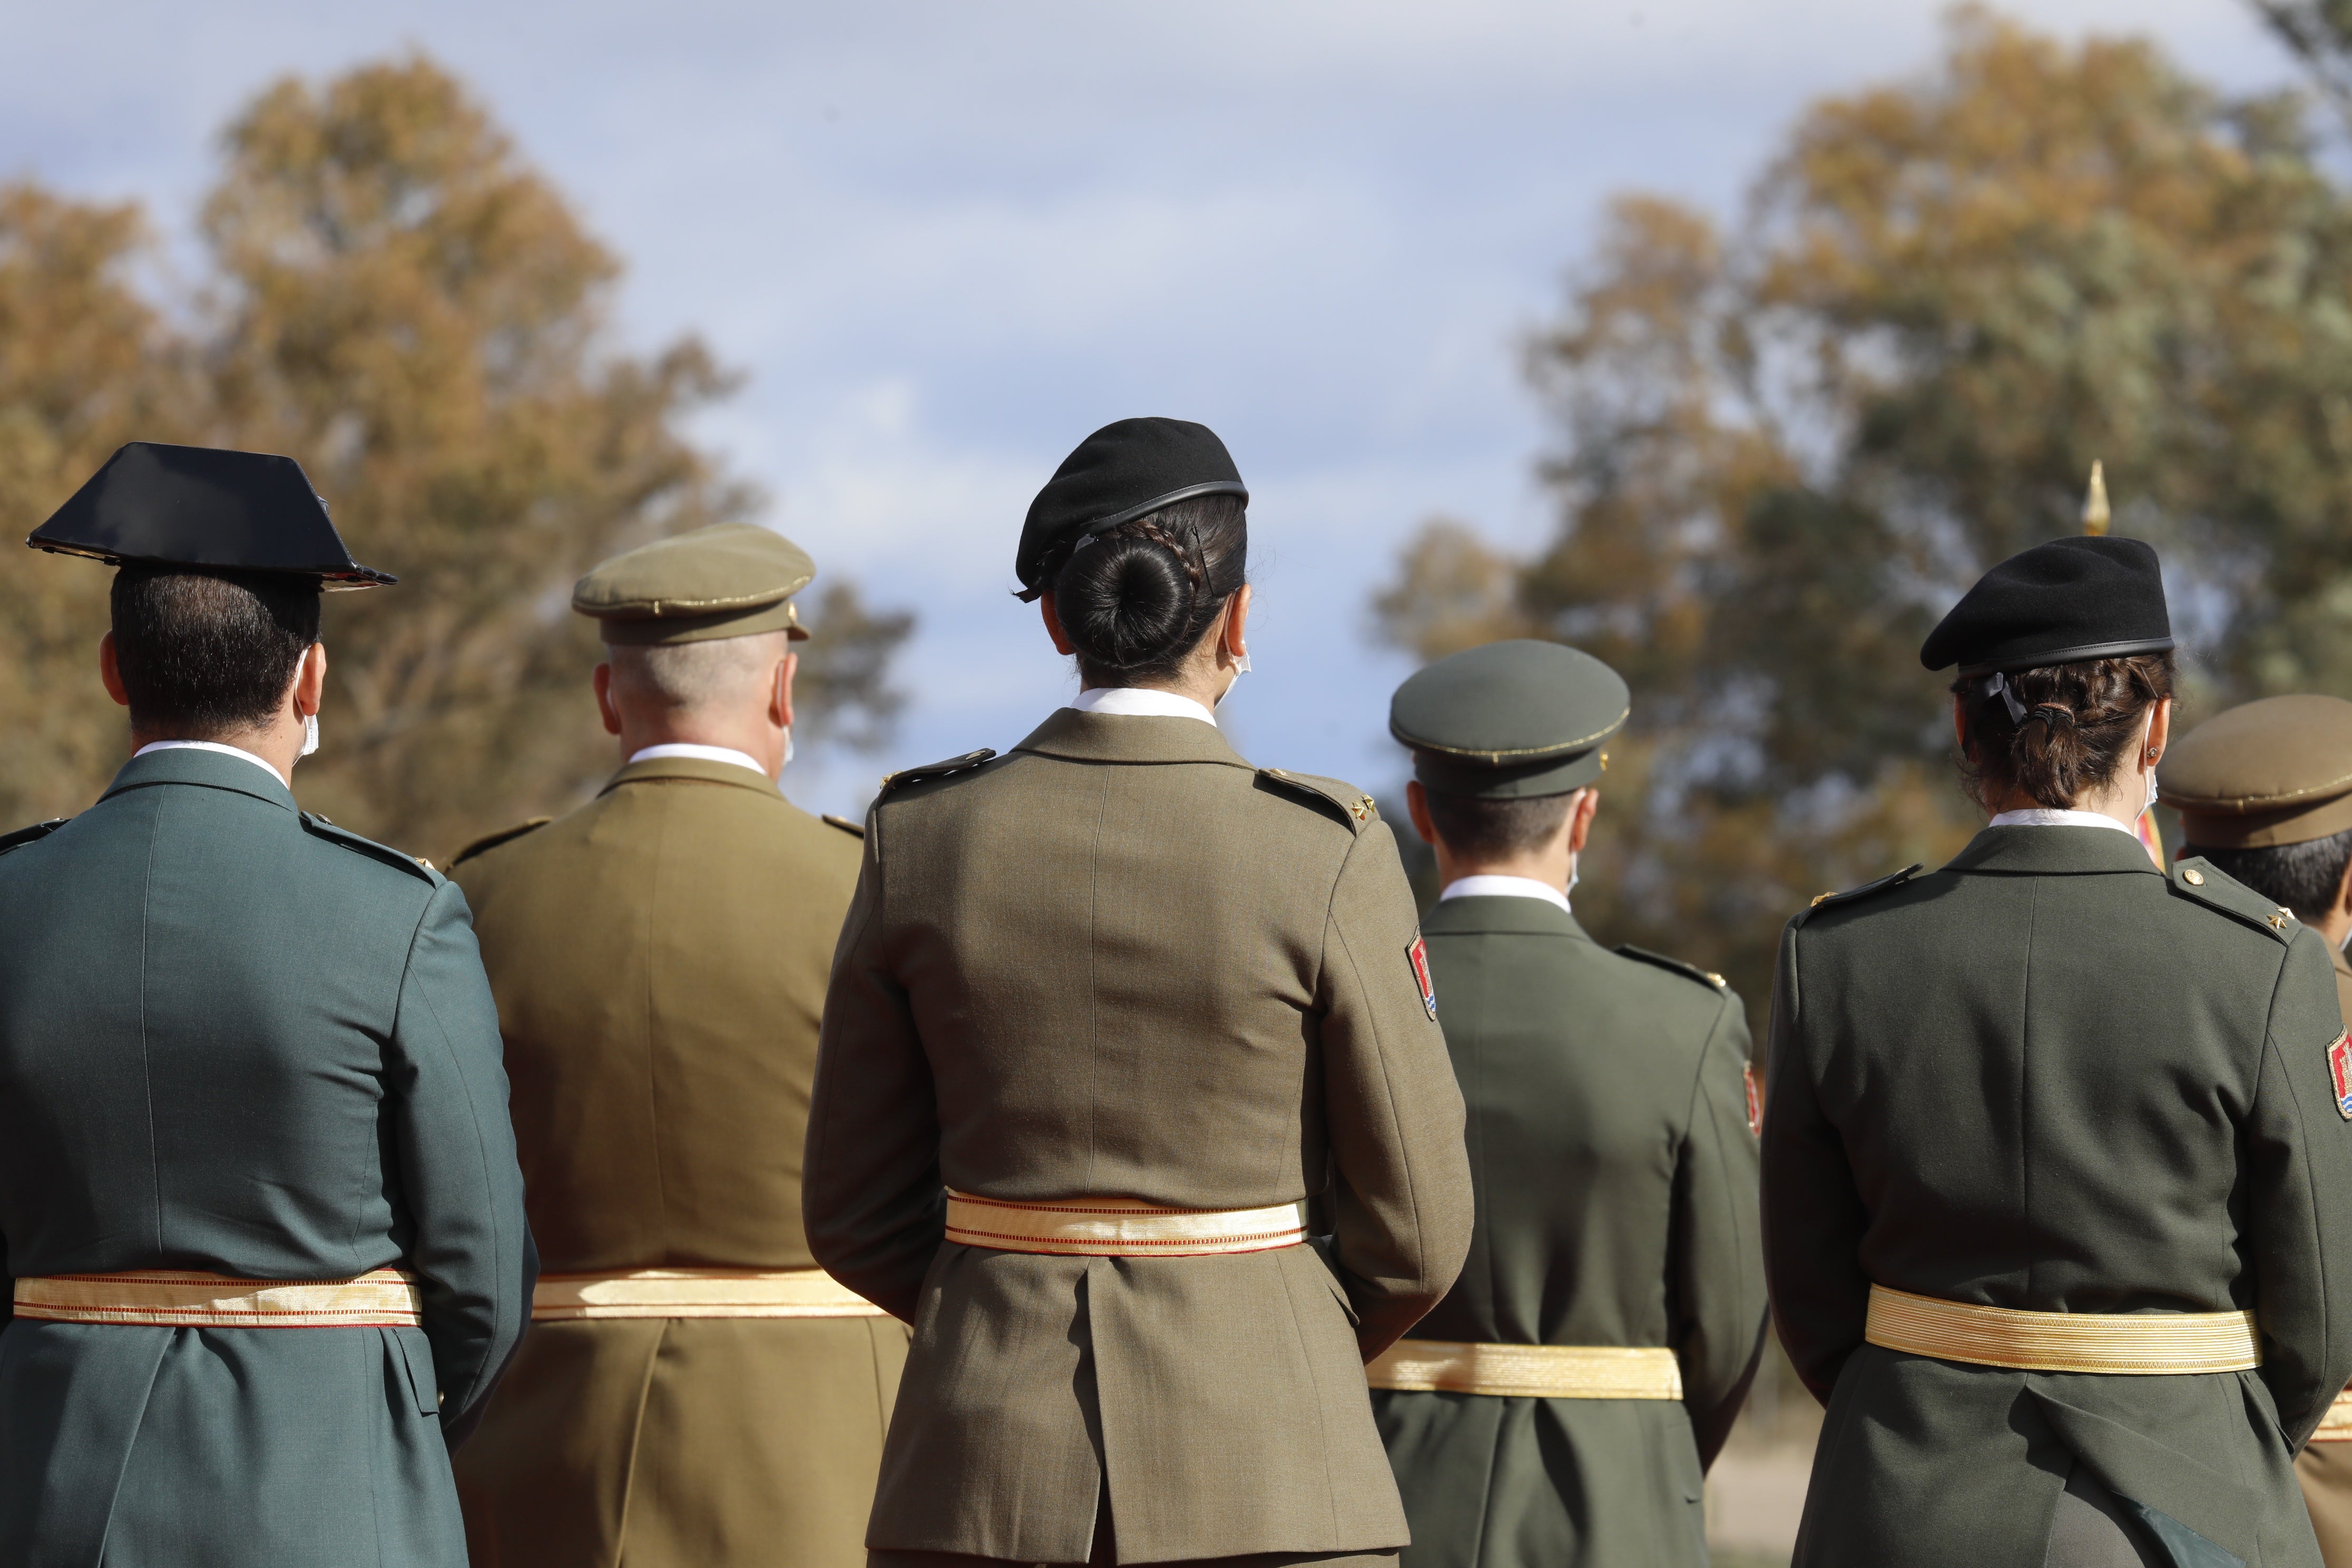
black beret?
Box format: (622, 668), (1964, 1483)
(1391, 639), (1630, 799)
(1014, 417), (1246, 600)
(1919, 535), (2171, 675)
(27, 442), (394, 589)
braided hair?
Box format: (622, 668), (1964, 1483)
(1044, 492), (1247, 683)
(1949, 652), (2175, 810)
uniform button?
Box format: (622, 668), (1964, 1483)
(2183, 869), (2204, 885)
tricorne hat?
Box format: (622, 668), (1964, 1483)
(1919, 535), (2172, 676)
(573, 523), (815, 646)
(27, 442), (395, 589)
(1390, 639), (1630, 799)
(2161, 694), (2352, 850)
(1014, 417), (1247, 601)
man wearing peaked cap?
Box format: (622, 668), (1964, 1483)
(1373, 639), (1767, 1568)
(0, 443), (533, 1567)
(449, 522), (905, 1568)
(2162, 693), (2352, 1567)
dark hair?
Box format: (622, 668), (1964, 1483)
(1046, 493), (1247, 684)
(2189, 828), (2352, 923)
(1421, 788), (1577, 860)
(1950, 652), (2175, 811)
(110, 566), (320, 733)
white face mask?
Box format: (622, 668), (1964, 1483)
(1566, 849), (1579, 898)
(2141, 709), (2158, 814)
(1216, 650), (1252, 710)
(782, 728), (795, 769)
(299, 713), (319, 759)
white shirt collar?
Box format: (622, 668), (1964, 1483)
(134, 739), (288, 789)
(1070, 687), (1219, 728)
(1438, 874), (1573, 914)
(1986, 808), (2141, 838)
(628, 743), (774, 782)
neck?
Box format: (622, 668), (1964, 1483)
(133, 721), (300, 785)
(1432, 842), (1572, 896)
(616, 717), (784, 781)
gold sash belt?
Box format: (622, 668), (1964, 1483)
(531, 1267), (886, 1321)
(1366, 1339), (1684, 1399)
(1865, 1285), (2260, 1374)
(2310, 1387), (2352, 1444)
(944, 1189), (1309, 1257)
(14, 1269), (420, 1327)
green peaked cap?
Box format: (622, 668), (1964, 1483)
(573, 523), (815, 645)
(1389, 639), (1630, 798)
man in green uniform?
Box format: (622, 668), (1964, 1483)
(2160, 693), (2352, 1567)
(0, 442), (534, 1567)
(449, 523), (906, 1568)
(1371, 639), (1768, 1568)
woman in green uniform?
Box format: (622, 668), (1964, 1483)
(1761, 535), (2352, 1567)
(804, 417), (1474, 1568)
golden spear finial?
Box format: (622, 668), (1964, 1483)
(2081, 460), (2110, 536)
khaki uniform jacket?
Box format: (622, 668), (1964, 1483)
(805, 709), (1475, 1565)
(2299, 943), (2352, 1568)
(1373, 895), (1767, 1568)
(449, 756), (907, 1568)
(1763, 826), (2352, 1568)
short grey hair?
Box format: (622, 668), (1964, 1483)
(606, 631), (788, 713)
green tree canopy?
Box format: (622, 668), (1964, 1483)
(0, 55), (910, 857)
(1376, 7), (2352, 1020)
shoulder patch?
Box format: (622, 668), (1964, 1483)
(301, 813), (443, 886)
(1616, 944), (1730, 993)
(1795, 863), (1924, 926)
(1258, 768), (1377, 834)
(2169, 857), (2300, 943)
(450, 816), (552, 868)
(880, 748), (998, 793)
(821, 813), (866, 839)
(0, 817), (69, 857)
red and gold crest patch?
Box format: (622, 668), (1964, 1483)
(2330, 1033), (2352, 1122)
(1406, 935), (1437, 1021)
(1743, 1063), (1762, 1136)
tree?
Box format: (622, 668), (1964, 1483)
(1374, 7), (2352, 1021)
(0, 56), (912, 856)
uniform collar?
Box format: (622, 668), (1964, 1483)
(103, 744), (298, 811)
(134, 738), (289, 788)
(1419, 890), (1589, 941)
(1438, 873), (1571, 915)
(1012, 706), (1255, 769)
(1944, 822), (2167, 877)
(627, 741), (771, 779)
(603, 753), (788, 799)
(1069, 686), (1219, 728)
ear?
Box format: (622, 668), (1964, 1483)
(1405, 779), (1438, 847)
(2144, 695), (2173, 766)
(99, 631), (130, 709)
(774, 649), (798, 732)
(292, 643), (327, 719)
(1952, 693), (1970, 760)
(593, 664), (623, 737)
(1222, 583), (1253, 658)
(1567, 788), (1600, 855)
(1040, 591), (1076, 656)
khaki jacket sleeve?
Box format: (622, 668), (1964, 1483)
(1758, 918), (1873, 1405)
(1673, 991), (1770, 1469)
(1316, 821), (1474, 1359)
(2249, 927), (2352, 1446)
(803, 825), (942, 1322)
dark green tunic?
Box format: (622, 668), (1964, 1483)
(0, 748), (535, 1567)
(1763, 825), (2352, 1568)
(1373, 894), (1768, 1568)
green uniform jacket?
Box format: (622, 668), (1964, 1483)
(448, 754), (908, 1568)
(2296, 944), (2352, 1568)
(1373, 894), (1767, 1568)
(1763, 825), (2352, 1568)
(0, 747), (534, 1568)
(805, 709), (1475, 1565)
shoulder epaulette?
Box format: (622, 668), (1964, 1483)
(300, 812), (443, 885)
(450, 817), (552, 868)
(0, 817), (69, 857)
(1257, 768), (1378, 834)
(2168, 858), (2300, 943)
(1795, 863), (1924, 926)
(821, 813), (866, 839)
(1616, 944), (1730, 993)
(879, 749), (997, 793)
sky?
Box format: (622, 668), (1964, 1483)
(0, 1), (2302, 818)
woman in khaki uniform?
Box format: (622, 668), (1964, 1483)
(805, 417), (1474, 1568)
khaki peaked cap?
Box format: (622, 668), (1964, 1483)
(573, 523), (814, 645)
(2161, 694), (2352, 849)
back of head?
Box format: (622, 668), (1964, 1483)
(1949, 653), (2176, 810)
(606, 631), (790, 720)
(1048, 493), (1248, 684)
(2160, 693), (2352, 921)
(110, 566), (320, 735)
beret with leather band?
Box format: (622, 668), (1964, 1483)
(1919, 535), (2173, 676)
(28, 442), (394, 589)
(1013, 417), (1247, 601)
(1390, 639), (1630, 799)
(573, 523), (815, 646)
(2161, 694), (2352, 850)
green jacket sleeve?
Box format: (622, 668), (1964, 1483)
(1316, 822), (1474, 1360)
(2248, 927), (2352, 1446)
(1757, 918), (1874, 1405)
(387, 879), (536, 1446)
(803, 828), (943, 1323)
(1673, 990), (1770, 1467)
